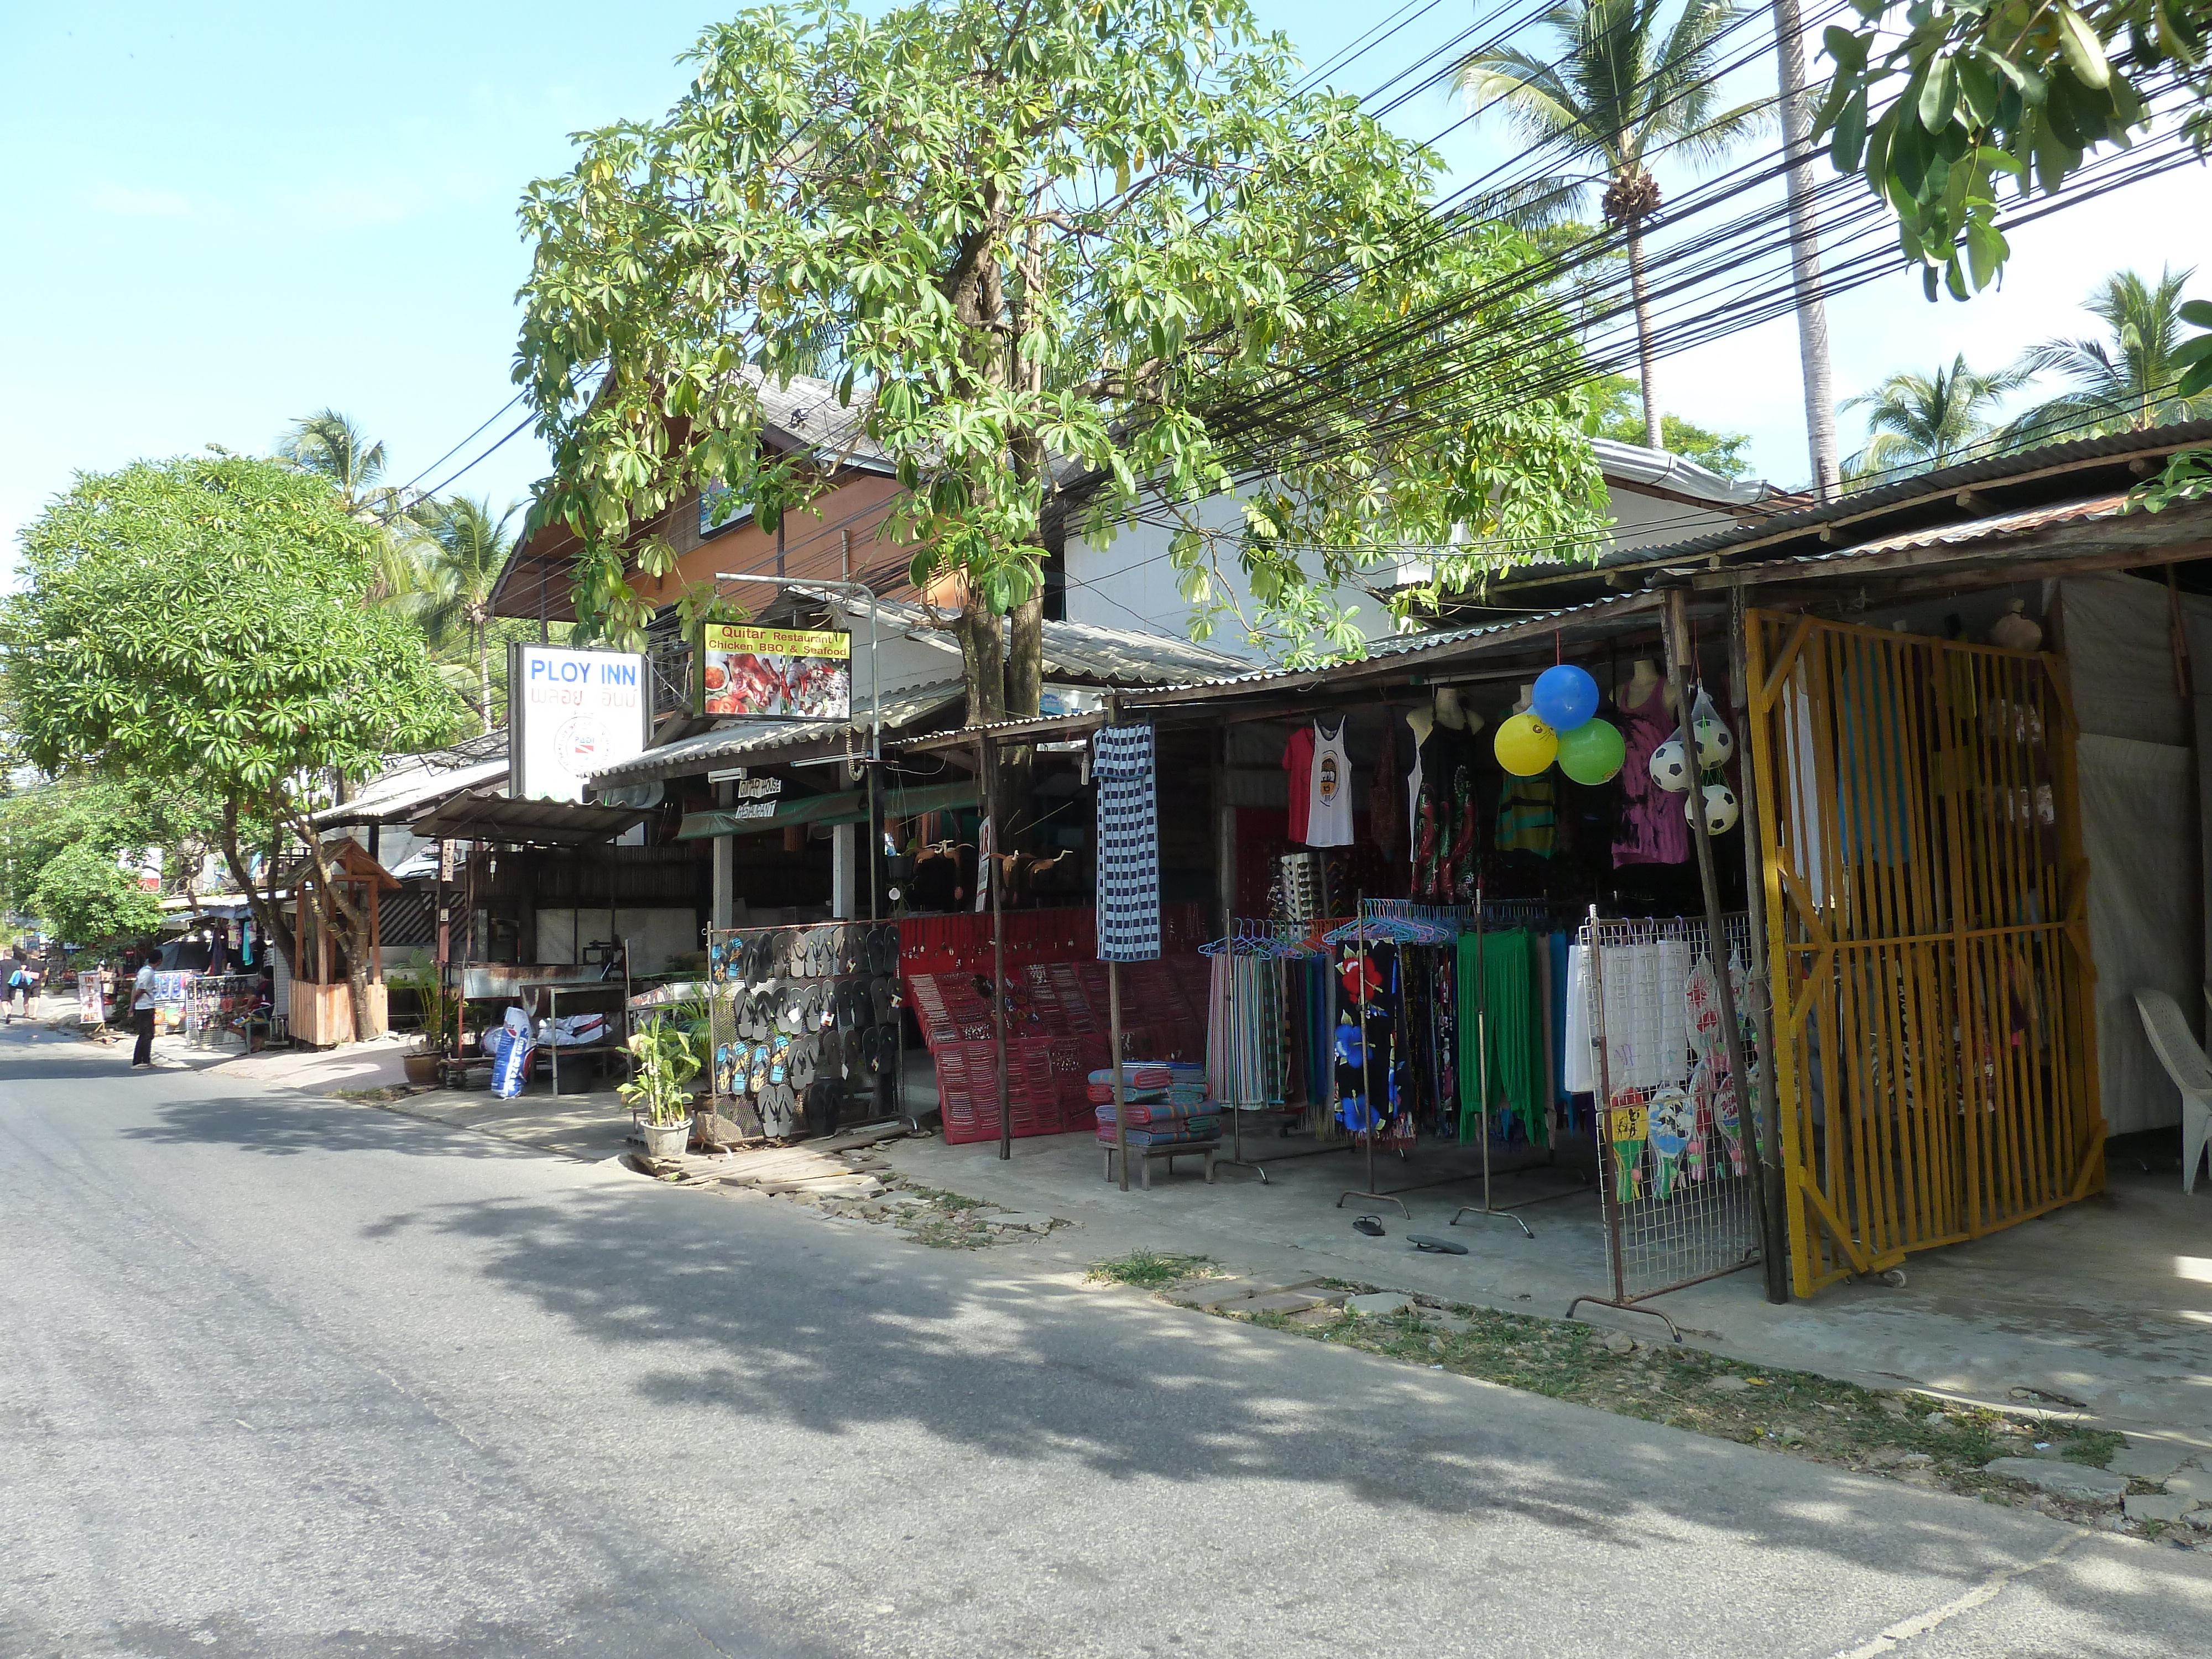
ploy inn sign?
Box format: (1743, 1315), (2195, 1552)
(508, 644), (654, 803)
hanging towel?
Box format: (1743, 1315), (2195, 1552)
(1563, 942), (1595, 1094)
(1094, 724), (1160, 962)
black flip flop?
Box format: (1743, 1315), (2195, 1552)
(1408, 1235), (1469, 1255)
(1353, 1215), (1385, 1237)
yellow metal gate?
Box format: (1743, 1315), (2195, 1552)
(1744, 611), (2104, 1297)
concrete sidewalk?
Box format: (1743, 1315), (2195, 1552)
(875, 1123), (2212, 1457)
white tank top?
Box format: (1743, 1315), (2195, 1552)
(1306, 718), (1354, 847)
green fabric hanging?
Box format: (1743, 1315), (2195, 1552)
(1456, 928), (1547, 1147)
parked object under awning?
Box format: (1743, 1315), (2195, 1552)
(677, 779), (977, 839)
(410, 788), (649, 847)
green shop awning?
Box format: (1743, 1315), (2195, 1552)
(677, 779), (977, 839)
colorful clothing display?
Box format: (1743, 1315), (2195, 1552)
(1282, 723), (1316, 844)
(1496, 774), (1558, 857)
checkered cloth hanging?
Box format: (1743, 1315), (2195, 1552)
(1094, 722), (1160, 963)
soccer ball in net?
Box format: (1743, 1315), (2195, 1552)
(1686, 782), (1740, 835)
(1648, 737), (1693, 793)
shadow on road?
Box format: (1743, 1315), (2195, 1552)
(119, 1095), (536, 1160)
(349, 1177), (2212, 1639)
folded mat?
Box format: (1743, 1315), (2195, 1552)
(1094, 1099), (1215, 1126)
(1087, 1082), (1169, 1105)
(1097, 1121), (1220, 1146)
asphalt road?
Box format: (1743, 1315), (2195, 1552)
(4, 1021), (2208, 1658)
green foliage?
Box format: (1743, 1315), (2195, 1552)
(28, 840), (165, 951)
(388, 952), (461, 1053)
(513, 0), (1606, 671)
(1586, 374), (1754, 474)
(4, 455), (455, 798)
(388, 495), (535, 729)
(2127, 446), (2212, 512)
(1816, 2), (2210, 301)
(2004, 265), (2212, 441)
(619, 1013), (703, 1126)
(1455, 0), (1768, 206)
(1840, 352), (2034, 479)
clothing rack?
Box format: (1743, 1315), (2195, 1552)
(1205, 919), (1347, 1182)
(1333, 891), (1414, 1217)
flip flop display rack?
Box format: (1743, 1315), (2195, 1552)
(706, 922), (904, 1142)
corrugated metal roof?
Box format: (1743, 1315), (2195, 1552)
(807, 590), (1249, 685)
(311, 732), (511, 827)
(585, 681), (964, 786)
(1515, 418), (2212, 580)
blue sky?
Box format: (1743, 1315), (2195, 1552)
(4, 1), (2208, 574)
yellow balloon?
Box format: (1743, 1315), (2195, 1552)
(1494, 712), (1558, 777)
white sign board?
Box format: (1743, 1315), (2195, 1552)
(510, 645), (653, 802)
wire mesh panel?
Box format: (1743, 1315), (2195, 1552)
(1582, 912), (1764, 1304)
(1744, 612), (2101, 1297)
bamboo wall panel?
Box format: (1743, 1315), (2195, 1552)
(1744, 612), (2104, 1297)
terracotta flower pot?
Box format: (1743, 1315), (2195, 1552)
(403, 1053), (442, 1086)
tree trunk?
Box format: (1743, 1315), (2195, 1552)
(1626, 222), (1663, 451)
(958, 601), (1006, 728)
(1003, 586), (1045, 849)
(218, 800), (298, 977)
(1773, 0), (1840, 500)
(477, 620), (492, 731)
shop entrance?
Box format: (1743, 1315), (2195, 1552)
(1745, 611), (2105, 1296)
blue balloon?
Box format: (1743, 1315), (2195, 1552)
(1531, 664), (1600, 732)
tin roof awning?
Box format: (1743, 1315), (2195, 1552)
(409, 789), (649, 847)
(676, 779), (977, 839)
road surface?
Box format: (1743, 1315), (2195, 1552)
(3, 1020), (2205, 1657)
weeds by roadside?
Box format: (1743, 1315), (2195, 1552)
(1100, 1257), (2186, 1536)
(1089, 1251), (1215, 1290)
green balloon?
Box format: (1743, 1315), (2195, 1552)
(1558, 717), (1625, 785)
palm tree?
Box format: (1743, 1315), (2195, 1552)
(395, 497), (519, 728)
(2003, 267), (2212, 446)
(276, 410), (393, 515)
(1456, 0), (1766, 450)
(1838, 354), (2033, 482)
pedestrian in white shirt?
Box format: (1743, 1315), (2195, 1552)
(130, 948), (160, 1068)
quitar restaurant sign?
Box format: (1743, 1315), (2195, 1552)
(509, 644), (654, 802)
(698, 623), (851, 720)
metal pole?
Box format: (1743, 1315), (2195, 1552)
(1663, 587), (1784, 1304)
(1729, 586), (1793, 1302)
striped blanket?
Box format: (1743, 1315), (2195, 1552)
(1097, 1122), (1220, 1147)
(1094, 1099), (1215, 1127)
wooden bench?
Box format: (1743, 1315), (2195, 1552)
(1101, 1140), (1220, 1190)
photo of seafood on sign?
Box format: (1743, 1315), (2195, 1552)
(699, 624), (852, 719)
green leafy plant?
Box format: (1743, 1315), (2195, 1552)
(388, 952), (460, 1055)
(2126, 446), (2212, 512)
(619, 1013), (705, 1126)
(1817, 2), (2210, 301)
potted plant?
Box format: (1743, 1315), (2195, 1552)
(620, 1013), (703, 1158)
(389, 954), (457, 1084)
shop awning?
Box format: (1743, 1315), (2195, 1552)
(410, 788), (648, 847)
(676, 779), (977, 839)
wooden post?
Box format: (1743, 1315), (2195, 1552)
(1663, 586), (1786, 1305)
(1110, 956), (1129, 1192)
(978, 733), (1010, 1160)
(1729, 586), (1794, 1302)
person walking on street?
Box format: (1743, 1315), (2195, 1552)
(6, 958), (28, 1024)
(129, 948), (159, 1068)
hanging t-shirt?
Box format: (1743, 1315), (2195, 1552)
(1613, 681), (1691, 867)
(1306, 717), (1354, 847)
(1282, 724), (1316, 844)
(1368, 713), (1401, 860)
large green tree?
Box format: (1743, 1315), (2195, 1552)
(1455, 0), (1766, 450)
(1815, 2), (2209, 301)
(0, 779), (193, 952)
(3, 455), (456, 1032)
(514, 0), (1605, 719)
